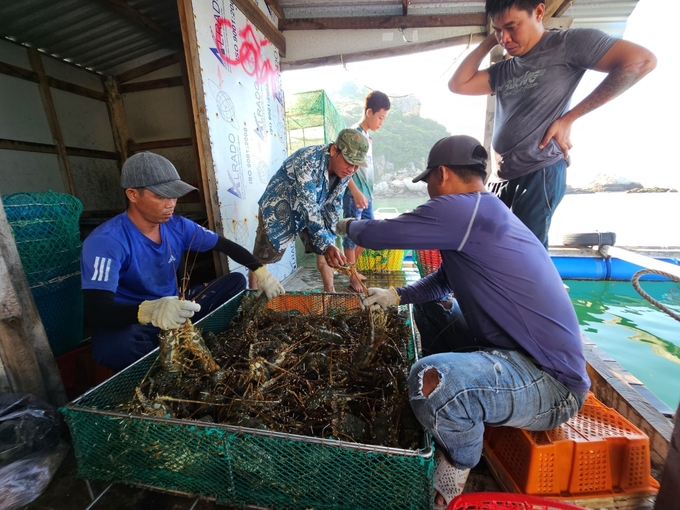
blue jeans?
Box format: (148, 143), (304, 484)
(408, 299), (586, 469)
(342, 192), (374, 250)
(489, 159), (567, 249)
(91, 273), (246, 371)
(414, 300), (495, 356)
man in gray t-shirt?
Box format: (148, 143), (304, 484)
(449, 0), (656, 248)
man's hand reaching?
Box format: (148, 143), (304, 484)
(254, 265), (285, 300)
(360, 287), (400, 311)
(352, 190), (369, 209)
(138, 296), (201, 330)
(335, 218), (353, 237)
(323, 245), (347, 268)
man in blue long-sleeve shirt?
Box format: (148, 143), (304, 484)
(335, 135), (589, 505)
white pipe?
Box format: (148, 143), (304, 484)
(599, 245), (680, 279)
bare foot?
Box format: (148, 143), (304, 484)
(349, 275), (364, 293)
(434, 490), (446, 506)
(355, 271), (367, 281)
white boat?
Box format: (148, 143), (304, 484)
(374, 207), (400, 220)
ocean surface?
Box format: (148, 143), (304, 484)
(568, 280), (680, 410)
(373, 192), (680, 409)
(374, 191), (680, 248)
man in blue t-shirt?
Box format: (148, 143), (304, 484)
(335, 135), (589, 506)
(81, 152), (284, 371)
(449, 0), (656, 248)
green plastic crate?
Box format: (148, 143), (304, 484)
(62, 291), (434, 509)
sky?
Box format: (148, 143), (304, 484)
(281, 0), (679, 190)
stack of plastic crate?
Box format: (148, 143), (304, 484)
(482, 393), (659, 506)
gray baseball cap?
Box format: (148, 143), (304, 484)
(121, 152), (197, 198)
(412, 135), (488, 183)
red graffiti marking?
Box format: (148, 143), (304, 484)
(214, 18), (277, 94)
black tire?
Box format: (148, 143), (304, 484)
(562, 231), (616, 247)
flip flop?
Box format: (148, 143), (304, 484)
(433, 449), (470, 507)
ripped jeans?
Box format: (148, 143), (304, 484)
(408, 349), (586, 469)
(408, 350), (586, 469)
(409, 300), (586, 469)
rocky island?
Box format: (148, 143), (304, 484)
(373, 165), (677, 198)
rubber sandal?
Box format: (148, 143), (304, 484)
(433, 449), (470, 507)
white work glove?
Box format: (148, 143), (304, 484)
(254, 265), (285, 300)
(360, 287), (400, 311)
(335, 218), (353, 237)
(138, 296), (201, 330)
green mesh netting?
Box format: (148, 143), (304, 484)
(285, 90), (346, 155)
(2, 191), (84, 356)
(62, 292), (434, 510)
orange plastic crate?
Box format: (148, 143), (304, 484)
(483, 393), (659, 500)
(264, 293), (360, 315)
(448, 492), (587, 509)
(414, 249), (442, 277)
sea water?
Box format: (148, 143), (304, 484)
(375, 191), (680, 247)
(374, 192), (680, 409)
(569, 279), (680, 410)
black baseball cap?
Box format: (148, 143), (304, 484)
(412, 135), (488, 183)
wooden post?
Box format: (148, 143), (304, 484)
(103, 76), (131, 164)
(483, 45), (504, 184)
(0, 198), (67, 407)
(28, 48), (75, 195)
(654, 407), (679, 510)
(178, 52), (203, 201)
(177, 0), (228, 276)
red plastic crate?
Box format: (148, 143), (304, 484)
(448, 492), (587, 509)
(414, 249), (442, 277)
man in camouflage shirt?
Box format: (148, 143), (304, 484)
(250, 129), (369, 292)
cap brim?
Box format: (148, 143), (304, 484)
(346, 156), (367, 166)
(412, 167), (435, 183)
(340, 150), (367, 167)
(147, 180), (198, 199)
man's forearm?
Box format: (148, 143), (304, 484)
(84, 289), (139, 328)
(449, 34), (497, 93)
(347, 178), (360, 196)
(564, 58), (655, 124)
(396, 270), (450, 305)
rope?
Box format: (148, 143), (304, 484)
(631, 269), (680, 322)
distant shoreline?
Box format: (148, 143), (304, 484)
(566, 186), (678, 194)
(375, 186), (678, 199)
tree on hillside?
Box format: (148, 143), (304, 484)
(372, 109), (449, 170)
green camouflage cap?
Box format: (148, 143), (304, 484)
(335, 128), (369, 166)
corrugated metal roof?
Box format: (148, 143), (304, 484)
(0, 0), (181, 76)
(0, 0), (640, 76)
(277, 0), (639, 35)
(279, 0), (487, 18)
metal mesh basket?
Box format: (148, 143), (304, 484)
(62, 291), (434, 510)
(3, 191), (83, 355)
